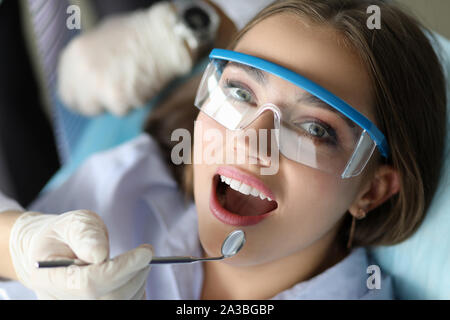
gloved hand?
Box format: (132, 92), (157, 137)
(57, 2), (194, 116)
(9, 210), (153, 300)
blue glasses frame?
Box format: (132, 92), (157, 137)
(209, 48), (389, 158)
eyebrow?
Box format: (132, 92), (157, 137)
(297, 92), (356, 129)
(225, 62), (267, 84)
(224, 61), (356, 130)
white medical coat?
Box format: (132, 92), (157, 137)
(0, 134), (393, 300)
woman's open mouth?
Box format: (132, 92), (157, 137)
(209, 167), (279, 226)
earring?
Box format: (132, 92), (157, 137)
(346, 209), (366, 249)
(357, 208), (367, 220)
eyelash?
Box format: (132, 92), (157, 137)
(223, 78), (339, 146)
(224, 79), (257, 105)
(293, 119), (339, 146)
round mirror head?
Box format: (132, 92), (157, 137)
(221, 230), (246, 258)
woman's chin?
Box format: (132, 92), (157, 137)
(219, 255), (260, 267)
(199, 237), (269, 268)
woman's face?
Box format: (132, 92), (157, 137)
(193, 13), (377, 266)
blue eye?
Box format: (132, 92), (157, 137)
(224, 80), (256, 105)
(229, 87), (252, 102)
(300, 122), (330, 138)
(294, 120), (338, 146)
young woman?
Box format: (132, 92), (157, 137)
(0, 0), (446, 299)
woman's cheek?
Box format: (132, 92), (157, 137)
(280, 166), (353, 241)
(193, 116), (232, 258)
(193, 114), (227, 164)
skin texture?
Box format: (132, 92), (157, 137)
(193, 13), (400, 299)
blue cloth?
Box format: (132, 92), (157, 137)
(43, 98), (154, 192)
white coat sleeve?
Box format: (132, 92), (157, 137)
(210, 0), (274, 30)
(0, 191), (23, 214)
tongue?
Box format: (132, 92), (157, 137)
(224, 186), (277, 216)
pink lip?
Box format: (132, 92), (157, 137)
(209, 166), (277, 227)
(216, 166), (276, 201)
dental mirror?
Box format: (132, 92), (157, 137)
(36, 230), (246, 268)
(146, 229), (246, 264)
(221, 229), (246, 258)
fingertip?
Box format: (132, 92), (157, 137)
(89, 245), (109, 264)
(138, 244), (154, 256)
(75, 236), (109, 264)
(131, 244), (153, 268)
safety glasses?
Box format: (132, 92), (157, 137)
(194, 49), (389, 178)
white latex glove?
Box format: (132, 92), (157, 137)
(9, 210), (153, 300)
(58, 2), (193, 116)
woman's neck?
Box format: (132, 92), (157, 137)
(200, 229), (348, 300)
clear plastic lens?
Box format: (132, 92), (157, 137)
(194, 60), (376, 178)
(341, 131), (376, 178)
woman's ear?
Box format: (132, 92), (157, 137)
(349, 165), (400, 217)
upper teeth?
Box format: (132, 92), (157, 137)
(220, 175), (273, 201)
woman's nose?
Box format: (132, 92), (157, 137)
(247, 108), (277, 131)
(233, 109), (279, 168)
